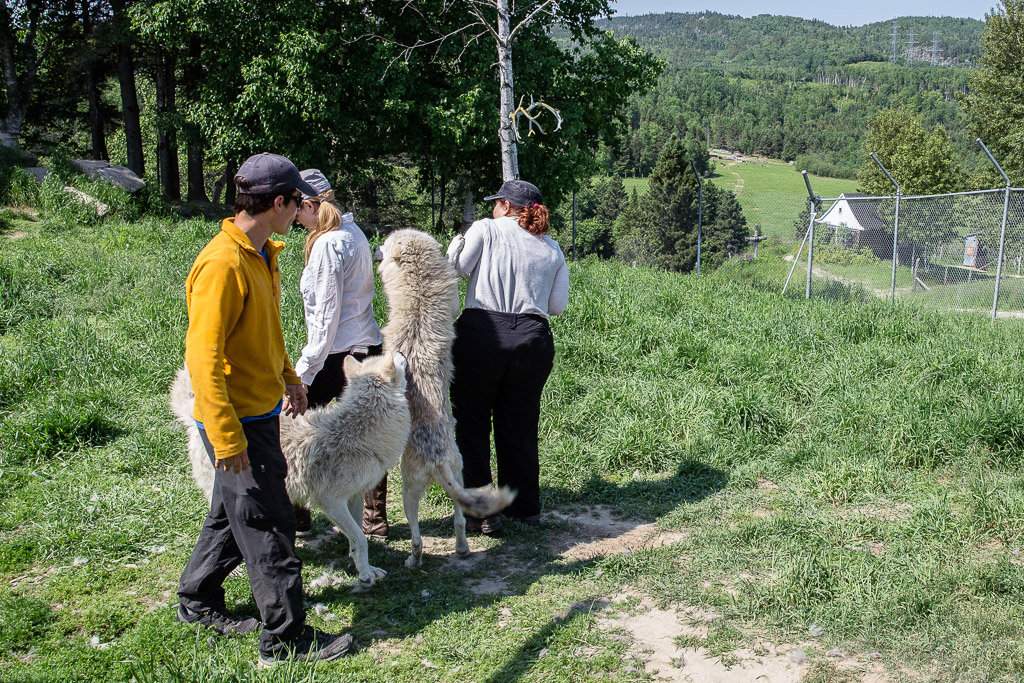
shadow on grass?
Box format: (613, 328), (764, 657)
(482, 599), (607, 683)
(284, 458), (726, 679)
(547, 457), (729, 518)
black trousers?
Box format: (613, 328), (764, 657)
(306, 344), (384, 409)
(450, 308), (554, 519)
(178, 417), (305, 656)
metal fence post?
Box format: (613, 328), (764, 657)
(783, 201), (814, 296)
(802, 171), (817, 299)
(689, 157), (703, 276)
(870, 153), (901, 303)
(978, 139), (1011, 320)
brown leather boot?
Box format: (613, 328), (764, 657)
(362, 475), (389, 538)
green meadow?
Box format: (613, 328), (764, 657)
(625, 156), (859, 239)
(3, 199), (1024, 682)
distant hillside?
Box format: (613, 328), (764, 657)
(570, 12), (986, 179)
(598, 13), (984, 69)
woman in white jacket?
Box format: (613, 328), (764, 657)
(290, 169), (388, 536)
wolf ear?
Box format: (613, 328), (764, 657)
(342, 354), (361, 379)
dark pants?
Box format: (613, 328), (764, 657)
(178, 417), (305, 656)
(451, 308), (555, 519)
(306, 344), (384, 409)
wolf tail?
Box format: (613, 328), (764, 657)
(168, 366), (197, 430)
(432, 461), (517, 518)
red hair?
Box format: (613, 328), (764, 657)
(512, 202), (549, 236)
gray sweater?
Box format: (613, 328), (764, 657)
(451, 216), (569, 317)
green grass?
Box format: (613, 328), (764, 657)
(623, 156), (859, 239)
(3, 210), (1024, 681)
(713, 157), (858, 238)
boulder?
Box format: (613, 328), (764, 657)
(4, 147), (39, 167)
(24, 167), (50, 184)
(71, 159), (146, 194)
(64, 186), (110, 217)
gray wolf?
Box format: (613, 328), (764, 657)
(375, 228), (516, 569)
(172, 351), (411, 589)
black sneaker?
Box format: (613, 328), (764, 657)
(177, 603), (260, 636)
(258, 627), (355, 668)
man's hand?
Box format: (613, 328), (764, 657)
(283, 383), (308, 417)
(446, 234), (465, 265)
(215, 449), (249, 474)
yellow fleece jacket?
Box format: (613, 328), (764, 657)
(185, 218), (301, 458)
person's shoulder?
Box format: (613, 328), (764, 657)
(469, 217), (500, 234)
(542, 234), (566, 260)
(194, 233), (243, 269)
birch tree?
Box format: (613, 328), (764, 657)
(396, 0), (615, 182)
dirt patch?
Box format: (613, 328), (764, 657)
(4, 230), (28, 239)
(545, 505), (687, 561)
(598, 593), (890, 682)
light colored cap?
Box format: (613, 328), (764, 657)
(299, 168), (332, 200)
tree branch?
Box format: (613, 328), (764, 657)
(509, 0), (558, 41)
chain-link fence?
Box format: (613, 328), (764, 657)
(718, 187), (1024, 318)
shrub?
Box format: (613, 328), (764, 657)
(812, 243), (881, 267)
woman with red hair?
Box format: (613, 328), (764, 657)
(447, 180), (569, 535)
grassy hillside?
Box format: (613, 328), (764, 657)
(3, 207), (1024, 681)
(625, 155), (859, 237)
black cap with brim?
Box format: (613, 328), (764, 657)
(483, 179), (543, 207)
(235, 152), (318, 197)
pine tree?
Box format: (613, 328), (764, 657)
(646, 136), (698, 271)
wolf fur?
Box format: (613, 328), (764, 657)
(171, 351), (411, 589)
(376, 228), (516, 569)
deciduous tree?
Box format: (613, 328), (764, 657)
(967, 0), (1024, 183)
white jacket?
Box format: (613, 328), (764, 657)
(293, 214), (383, 385)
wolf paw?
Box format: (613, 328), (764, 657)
(353, 566), (387, 591)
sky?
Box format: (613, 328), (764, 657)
(610, 0), (993, 27)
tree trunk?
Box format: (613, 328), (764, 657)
(183, 38), (208, 202)
(86, 63), (108, 160)
(436, 169), (447, 232)
(154, 46), (180, 201)
(82, 0), (108, 160)
(496, 0), (518, 181)
(0, 15), (37, 148)
(461, 188), (475, 231)
(225, 158), (237, 207)
(186, 143), (207, 201)
(111, 0), (144, 177)
(0, 91), (28, 148)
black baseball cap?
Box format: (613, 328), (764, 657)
(235, 153), (318, 196)
(483, 179), (543, 207)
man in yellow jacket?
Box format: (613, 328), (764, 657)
(176, 153), (354, 667)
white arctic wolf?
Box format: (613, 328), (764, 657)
(170, 351), (411, 589)
(376, 229), (515, 569)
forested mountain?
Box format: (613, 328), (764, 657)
(575, 12), (986, 178)
(598, 13), (983, 69)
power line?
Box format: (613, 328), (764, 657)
(929, 31), (943, 66)
(905, 26), (917, 66)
